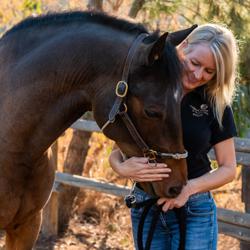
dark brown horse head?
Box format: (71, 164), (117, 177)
(94, 26), (197, 198)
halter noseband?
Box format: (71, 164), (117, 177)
(101, 33), (188, 161)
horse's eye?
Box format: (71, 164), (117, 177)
(144, 109), (163, 119)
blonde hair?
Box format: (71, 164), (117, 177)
(182, 24), (238, 127)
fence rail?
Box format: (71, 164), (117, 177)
(55, 172), (130, 197)
(43, 119), (250, 248)
(217, 208), (250, 242)
(54, 170), (250, 243)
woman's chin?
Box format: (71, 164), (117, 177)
(183, 82), (196, 93)
(183, 80), (204, 93)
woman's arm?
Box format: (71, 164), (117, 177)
(158, 138), (237, 211)
(109, 148), (171, 182)
(188, 137), (236, 193)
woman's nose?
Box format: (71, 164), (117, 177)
(194, 69), (203, 80)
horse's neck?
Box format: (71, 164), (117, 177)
(1, 25), (134, 161)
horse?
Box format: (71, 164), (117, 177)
(0, 11), (195, 249)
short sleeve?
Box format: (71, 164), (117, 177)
(210, 106), (237, 146)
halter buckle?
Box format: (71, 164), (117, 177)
(116, 81), (128, 98)
(143, 149), (157, 161)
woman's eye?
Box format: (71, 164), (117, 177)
(206, 69), (215, 75)
(144, 109), (163, 119)
(191, 60), (199, 66)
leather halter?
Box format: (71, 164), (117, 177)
(101, 33), (188, 161)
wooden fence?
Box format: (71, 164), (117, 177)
(43, 119), (250, 249)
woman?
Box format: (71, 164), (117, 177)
(109, 24), (238, 250)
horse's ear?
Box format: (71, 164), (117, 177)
(167, 24), (198, 46)
(146, 32), (169, 65)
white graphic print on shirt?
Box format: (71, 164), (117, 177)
(190, 104), (209, 117)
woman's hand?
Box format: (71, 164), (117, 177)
(157, 182), (194, 212)
(109, 149), (171, 182)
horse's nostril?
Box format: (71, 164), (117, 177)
(169, 186), (183, 197)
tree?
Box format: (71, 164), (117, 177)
(106, 0), (124, 12)
(87, 0), (103, 11)
(129, 0), (145, 18)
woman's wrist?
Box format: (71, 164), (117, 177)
(186, 179), (198, 196)
(109, 149), (124, 176)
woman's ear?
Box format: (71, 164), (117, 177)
(177, 40), (188, 61)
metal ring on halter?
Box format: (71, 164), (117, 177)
(144, 150), (158, 167)
(119, 103), (127, 113)
(147, 158), (157, 167)
(143, 149), (157, 161)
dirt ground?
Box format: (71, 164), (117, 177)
(0, 130), (245, 250)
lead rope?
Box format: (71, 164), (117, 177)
(136, 200), (186, 250)
(125, 190), (186, 250)
(174, 206), (186, 250)
(136, 198), (162, 250)
(124, 165), (186, 250)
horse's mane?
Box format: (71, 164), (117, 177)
(3, 11), (148, 38)
(3, 10), (182, 94)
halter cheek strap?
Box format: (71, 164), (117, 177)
(101, 33), (147, 130)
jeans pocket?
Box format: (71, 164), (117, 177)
(185, 198), (217, 250)
(187, 199), (215, 217)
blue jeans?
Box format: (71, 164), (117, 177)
(130, 187), (218, 250)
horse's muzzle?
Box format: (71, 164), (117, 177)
(168, 185), (183, 198)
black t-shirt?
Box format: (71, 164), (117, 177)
(181, 86), (237, 179)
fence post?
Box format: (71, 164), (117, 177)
(58, 129), (91, 233)
(41, 142), (59, 237)
(241, 165), (250, 250)
(41, 190), (59, 237)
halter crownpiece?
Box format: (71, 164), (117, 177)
(101, 33), (188, 161)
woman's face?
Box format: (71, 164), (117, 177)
(178, 43), (216, 94)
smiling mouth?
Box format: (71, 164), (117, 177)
(187, 75), (199, 84)
(186, 79), (198, 86)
